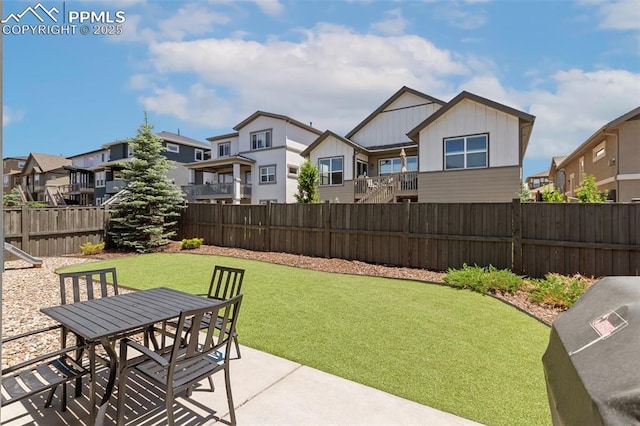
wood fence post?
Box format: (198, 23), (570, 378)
(21, 205), (29, 250)
(323, 200), (331, 258)
(512, 198), (523, 275)
(265, 201), (272, 252)
(403, 199), (410, 267)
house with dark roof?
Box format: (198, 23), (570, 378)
(302, 87), (535, 203)
(184, 111), (323, 204)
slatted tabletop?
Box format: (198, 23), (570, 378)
(41, 287), (221, 341)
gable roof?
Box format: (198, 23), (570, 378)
(233, 111), (323, 136)
(407, 91), (536, 142)
(345, 86), (446, 140)
(557, 106), (640, 168)
(102, 132), (210, 149)
(301, 130), (366, 158)
(27, 153), (71, 173)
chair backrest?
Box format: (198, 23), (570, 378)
(169, 294), (243, 375)
(207, 266), (244, 301)
(59, 267), (119, 305)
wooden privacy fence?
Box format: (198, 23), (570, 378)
(3, 206), (108, 259)
(178, 201), (640, 278)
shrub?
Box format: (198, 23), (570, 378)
(180, 238), (204, 250)
(80, 241), (105, 255)
(26, 201), (48, 208)
(527, 273), (591, 309)
(444, 264), (522, 294)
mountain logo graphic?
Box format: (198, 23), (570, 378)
(2, 3), (60, 24)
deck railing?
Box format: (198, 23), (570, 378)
(354, 171), (418, 203)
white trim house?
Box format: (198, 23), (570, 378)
(185, 111), (323, 204)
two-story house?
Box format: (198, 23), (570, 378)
(20, 153), (72, 205)
(65, 148), (109, 205)
(302, 87), (535, 203)
(3, 156), (27, 195)
(184, 111), (323, 204)
(93, 131), (211, 205)
(548, 106), (640, 202)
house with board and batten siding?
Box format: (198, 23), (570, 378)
(302, 87), (535, 203)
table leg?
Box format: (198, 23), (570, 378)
(95, 337), (118, 426)
(89, 345), (96, 426)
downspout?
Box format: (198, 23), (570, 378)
(603, 130), (619, 201)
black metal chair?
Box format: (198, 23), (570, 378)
(1, 326), (90, 411)
(168, 266), (245, 359)
(117, 294), (243, 426)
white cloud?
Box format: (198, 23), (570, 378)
(3, 106), (24, 126)
(597, 0), (640, 31)
(138, 83), (236, 127)
(434, 2), (487, 30)
(251, 0), (284, 17)
(371, 9), (409, 35)
(159, 4), (231, 41)
(142, 23), (469, 132)
(524, 69), (640, 159)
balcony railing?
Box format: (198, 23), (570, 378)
(60, 183), (95, 194)
(354, 171), (418, 199)
(106, 180), (127, 194)
(181, 183), (252, 200)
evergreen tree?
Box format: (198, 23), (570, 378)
(109, 114), (186, 253)
(294, 160), (320, 203)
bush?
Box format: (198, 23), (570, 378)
(180, 238), (204, 250)
(527, 273), (591, 309)
(80, 241), (105, 255)
(444, 264), (522, 294)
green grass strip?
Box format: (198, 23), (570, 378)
(60, 253), (552, 426)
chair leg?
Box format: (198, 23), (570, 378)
(224, 367), (236, 426)
(116, 368), (128, 425)
(44, 385), (57, 409)
(166, 389), (175, 426)
(62, 382), (67, 411)
(208, 376), (215, 391)
(233, 333), (241, 359)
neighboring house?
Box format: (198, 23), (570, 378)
(19, 153), (72, 205)
(65, 148), (109, 205)
(548, 106), (640, 202)
(303, 87), (535, 203)
(93, 131), (211, 205)
(3, 156), (27, 195)
(185, 111), (323, 204)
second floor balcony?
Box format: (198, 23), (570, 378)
(182, 183), (252, 201)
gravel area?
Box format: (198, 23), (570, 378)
(2, 243), (562, 369)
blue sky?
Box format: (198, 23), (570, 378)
(3, 0), (639, 179)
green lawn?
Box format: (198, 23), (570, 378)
(60, 253), (552, 426)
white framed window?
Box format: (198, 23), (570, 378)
(34, 174), (41, 184)
(251, 130), (272, 150)
(378, 156), (418, 176)
(593, 141), (606, 161)
(444, 134), (488, 170)
(287, 165), (299, 178)
(218, 142), (231, 158)
(95, 171), (106, 187)
(195, 148), (204, 161)
(318, 157), (343, 186)
(166, 143), (179, 153)
(259, 165), (276, 184)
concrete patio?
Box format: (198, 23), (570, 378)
(1, 345), (481, 425)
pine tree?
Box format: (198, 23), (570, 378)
(108, 114), (186, 253)
(294, 160), (320, 203)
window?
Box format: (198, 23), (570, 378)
(288, 165), (299, 178)
(245, 171), (252, 184)
(195, 149), (205, 161)
(3, 175), (8, 187)
(17, 161), (25, 168)
(259, 165), (276, 184)
(166, 143), (179, 153)
(593, 141), (606, 161)
(579, 156), (585, 184)
(218, 173), (233, 183)
(444, 134), (488, 170)
(251, 130), (272, 150)
(318, 157), (343, 186)
(378, 156), (418, 176)
(95, 171), (106, 187)
(218, 142), (230, 158)
(356, 160), (368, 177)
(128, 145), (134, 158)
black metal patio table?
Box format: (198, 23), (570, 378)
(41, 287), (221, 426)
